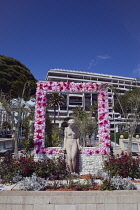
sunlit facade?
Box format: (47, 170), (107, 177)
(46, 69), (140, 131)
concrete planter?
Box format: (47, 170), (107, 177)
(0, 191), (140, 210)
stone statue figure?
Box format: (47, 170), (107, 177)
(63, 119), (81, 173)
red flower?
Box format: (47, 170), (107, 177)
(37, 110), (41, 114)
(102, 104), (105, 108)
(36, 149), (40, 154)
(121, 170), (126, 175)
(95, 150), (99, 154)
(34, 141), (42, 147)
(36, 129), (42, 133)
(99, 122), (103, 126)
(99, 115), (104, 121)
(106, 143), (110, 147)
(39, 84), (43, 89)
(37, 121), (43, 125)
(103, 120), (108, 125)
(89, 151), (93, 155)
(36, 134), (43, 139)
(19, 157), (24, 161)
(48, 86), (52, 90)
(37, 97), (42, 101)
(23, 166), (28, 172)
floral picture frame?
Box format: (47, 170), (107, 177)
(34, 81), (110, 155)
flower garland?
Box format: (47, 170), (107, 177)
(34, 81), (110, 155)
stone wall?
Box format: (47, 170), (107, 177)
(0, 191), (140, 210)
(79, 154), (104, 174)
(34, 148), (104, 175)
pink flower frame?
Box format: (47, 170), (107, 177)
(34, 81), (110, 155)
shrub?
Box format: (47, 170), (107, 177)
(19, 173), (48, 191)
(103, 153), (140, 179)
(100, 177), (137, 191)
(110, 133), (129, 144)
(111, 177), (137, 190)
(0, 155), (18, 183)
(0, 155), (67, 183)
(100, 179), (116, 191)
(17, 157), (37, 177)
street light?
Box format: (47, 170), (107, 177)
(113, 110), (116, 150)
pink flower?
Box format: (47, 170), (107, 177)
(34, 81), (110, 155)
(95, 150), (99, 154)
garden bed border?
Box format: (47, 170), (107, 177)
(0, 190), (140, 210)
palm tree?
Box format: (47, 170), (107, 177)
(47, 93), (64, 125)
(72, 106), (97, 146)
(113, 87), (140, 155)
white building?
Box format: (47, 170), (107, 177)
(46, 69), (140, 132)
(0, 103), (9, 131)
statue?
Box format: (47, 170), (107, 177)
(63, 119), (81, 173)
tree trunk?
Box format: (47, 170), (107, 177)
(14, 127), (19, 159)
(127, 134), (133, 156)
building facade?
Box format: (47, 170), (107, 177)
(46, 69), (140, 132)
(0, 103), (9, 131)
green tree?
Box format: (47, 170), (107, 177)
(113, 87), (140, 155)
(51, 127), (62, 147)
(0, 55), (37, 100)
(72, 106), (97, 146)
(22, 115), (34, 153)
(0, 56), (37, 158)
(0, 85), (35, 158)
(47, 93), (64, 125)
(2, 121), (11, 130)
(45, 110), (53, 147)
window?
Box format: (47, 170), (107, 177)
(69, 96), (82, 106)
(132, 143), (138, 152)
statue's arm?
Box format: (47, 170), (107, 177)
(63, 128), (67, 151)
(76, 128), (82, 150)
(76, 138), (82, 150)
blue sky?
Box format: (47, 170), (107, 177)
(1, 0), (140, 80)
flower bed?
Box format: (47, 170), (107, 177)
(0, 153), (140, 191)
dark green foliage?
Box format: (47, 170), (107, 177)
(114, 88), (140, 114)
(51, 127), (63, 147)
(110, 133), (129, 144)
(103, 152), (140, 179)
(0, 155), (67, 183)
(0, 55), (37, 99)
(45, 110), (53, 147)
(100, 180), (116, 191)
(2, 121), (11, 129)
(110, 133), (140, 145)
(22, 116), (34, 152)
(0, 155), (18, 183)
(47, 93), (64, 124)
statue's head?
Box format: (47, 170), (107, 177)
(68, 119), (76, 126)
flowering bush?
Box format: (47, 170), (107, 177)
(16, 157), (38, 177)
(103, 153), (140, 179)
(0, 155), (67, 183)
(0, 155), (18, 183)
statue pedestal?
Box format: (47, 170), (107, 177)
(34, 147), (106, 174)
(79, 153), (104, 175)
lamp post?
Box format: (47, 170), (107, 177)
(113, 110), (116, 150)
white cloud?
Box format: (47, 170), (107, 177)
(133, 64), (140, 76)
(97, 55), (111, 60)
(87, 54), (111, 70)
(87, 59), (97, 69)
